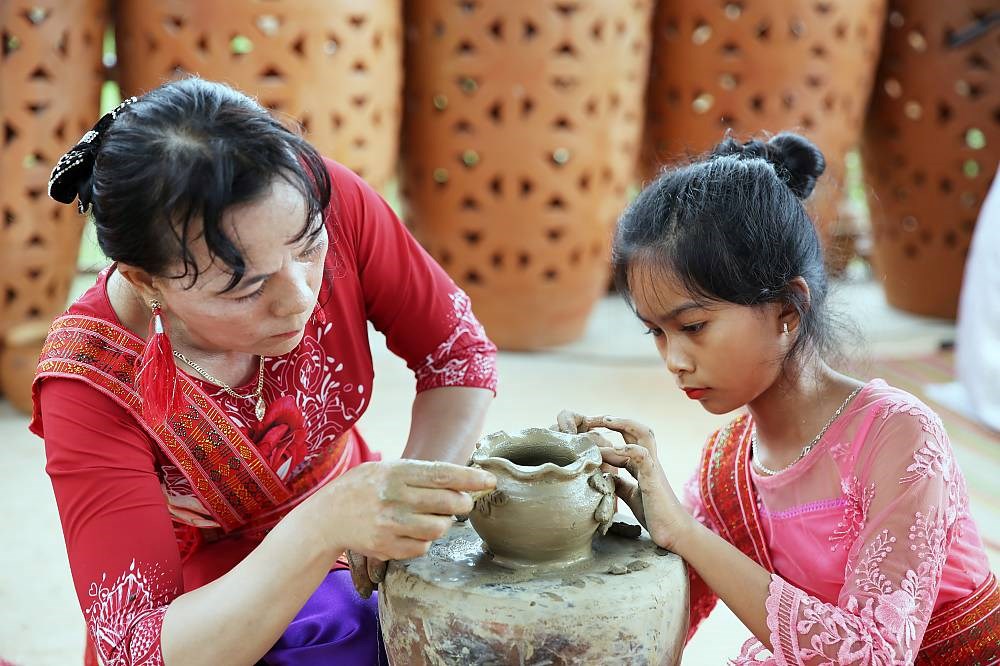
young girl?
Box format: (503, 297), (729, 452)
(557, 133), (997, 665)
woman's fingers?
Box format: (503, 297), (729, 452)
(347, 550), (375, 598)
(396, 460), (496, 492)
(368, 556), (387, 585)
(396, 486), (474, 517)
(377, 510), (455, 542)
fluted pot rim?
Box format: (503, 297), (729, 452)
(470, 428), (602, 481)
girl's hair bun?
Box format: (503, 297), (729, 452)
(711, 132), (826, 199)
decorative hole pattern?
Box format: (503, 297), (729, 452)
(114, 0), (402, 191)
(0, 0), (104, 343)
(401, 0), (652, 349)
(643, 0), (887, 268)
(862, 0), (998, 318)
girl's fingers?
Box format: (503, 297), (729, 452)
(598, 416), (656, 450)
(599, 444), (648, 468)
(612, 472), (639, 500)
(598, 447), (632, 468)
(555, 410), (586, 434)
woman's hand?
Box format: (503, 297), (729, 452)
(554, 410), (694, 552)
(304, 459), (496, 596)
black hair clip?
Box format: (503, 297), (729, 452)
(48, 96), (139, 214)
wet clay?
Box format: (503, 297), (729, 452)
(379, 517), (689, 665)
(467, 428), (615, 568)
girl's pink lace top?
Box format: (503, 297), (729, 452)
(683, 380), (992, 665)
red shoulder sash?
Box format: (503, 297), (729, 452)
(33, 314), (292, 533)
(698, 414), (773, 571)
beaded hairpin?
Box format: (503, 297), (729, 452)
(48, 96), (139, 214)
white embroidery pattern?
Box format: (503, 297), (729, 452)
(85, 559), (172, 665)
(414, 290), (498, 392)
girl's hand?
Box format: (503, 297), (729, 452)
(307, 459), (496, 596)
(554, 410), (694, 552)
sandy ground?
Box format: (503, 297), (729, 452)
(0, 279), (959, 665)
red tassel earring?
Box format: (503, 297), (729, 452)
(134, 299), (179, 424)
(311, 302), (327, 326)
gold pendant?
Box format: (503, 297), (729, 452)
(255, 396), (267, 421)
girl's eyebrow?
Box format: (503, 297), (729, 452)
(638, 301), (705, 325)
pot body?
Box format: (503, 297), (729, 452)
(469, 428), (611, 568)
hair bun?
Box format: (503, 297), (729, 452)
(710, 132), (826, 199)
(763, 133), (826, 199)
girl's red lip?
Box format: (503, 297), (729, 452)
(270, 330), (300, 340)
(683, 388), (708, 399)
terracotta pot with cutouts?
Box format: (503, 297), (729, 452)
(401, 1), (653, 350)
(114, 0), (402, 191)
(643, 0), (887, 270)
(862, 2), (998, 319)
(0, 0), (106, 405)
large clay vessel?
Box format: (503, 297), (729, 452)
(468, 428), (614, 568)
(401, 1), (653, 350)
(0, 0), (106, 409)
(862, 2), (998, 318)
(643, 0), (887, 269)
(114, 0), (402, 191)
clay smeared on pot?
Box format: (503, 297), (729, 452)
(467, 428), (616, 568)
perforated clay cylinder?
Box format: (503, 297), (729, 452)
(401, 1), (653, 350)
(862, 2), (998, 318)
(0, 0), (105, 383)
(115, 0), (402, 191)
(643, 0), (887, 266)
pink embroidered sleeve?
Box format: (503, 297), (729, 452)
(682, 470), (720, 642)
(329, 161), (498, 394)
(40, 378), (182, 665)
(758, 401), (963, 665)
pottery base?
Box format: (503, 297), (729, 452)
(378, 516), (689, 665)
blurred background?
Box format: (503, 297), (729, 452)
(1, 1), (997, 663)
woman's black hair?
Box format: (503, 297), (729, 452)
(613, 132), (832, 361)
(50, 76), (332, 292)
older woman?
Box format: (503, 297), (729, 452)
(32, 77), (498, 665)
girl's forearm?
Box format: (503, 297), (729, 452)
(160, 494), (343, 665)
(673, 519), (774, 649)
(402, 386), (493, 463)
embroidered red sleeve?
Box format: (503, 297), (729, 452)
(328, 160), (498, 394)
(40, 378), (182, 665)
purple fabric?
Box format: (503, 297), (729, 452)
(261, 569), (388, 665)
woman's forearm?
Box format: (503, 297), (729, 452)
(674, 520), (773, 649)
(160, 495), (343, 665)
(402, 386), (493, 463)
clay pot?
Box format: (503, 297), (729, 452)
(114, 0), (402, 191)
(862, 2), (998, 318)
(0, 322), (50, 415)
(468, 428), (614, 568)
(0, 0), (105, 342)
(643, 0), (887, 268)
(401, 1), (653, 350)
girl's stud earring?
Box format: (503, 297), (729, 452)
(782, 322), (789, 334)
